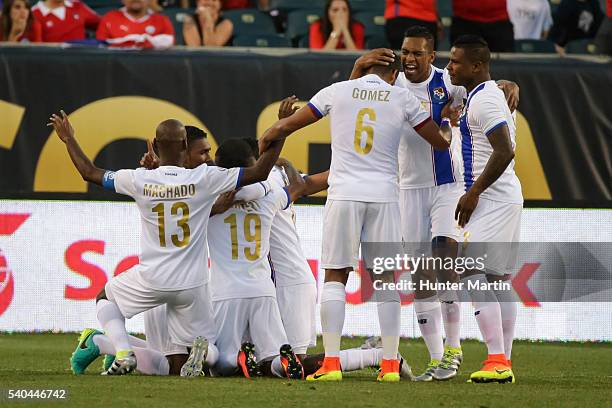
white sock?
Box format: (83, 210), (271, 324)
(206, 343), (219, 367)
(462, 275), (505, 356)
(96, 299), (131, 352)
(270, 355), (284, 378)
(340, 348), (383, 372)
(414, 295), (444, 361)
(92, 334), (116, 355)
(128, 335), (147, 349)
(495, 287), (517, 360)
(133, 347), (169, 376)
(441, 301), (461, 349)
(376, 289), (401, 360)
(320, 281), (346, 358)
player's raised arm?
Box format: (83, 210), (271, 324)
(47, 110), (106, 186)
(239, 139), (285, 187)
(349, 48), (396, 80)
(258, 105), (320, 154)
(455, 123), (514, 227)
(277, 159), (306, 202)
(303, 170), (329, 196)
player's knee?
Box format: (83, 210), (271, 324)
(324, 268), (350, 284)
(95, 288), (108, 303)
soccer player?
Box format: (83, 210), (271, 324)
(50, 111), (284, 376)
(447, 35), (522, 384)
(259, 56), (451, 382)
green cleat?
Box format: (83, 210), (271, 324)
(70, 328), (102, 375)
(102, 354), (115, 372)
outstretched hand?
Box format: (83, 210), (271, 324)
(441, 100), (462, 127)
(278, 95), (299, 120)
(140, 139), (160, 169)
(47, 110), (74, 143)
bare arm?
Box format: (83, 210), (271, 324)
(183, 16), (203, 46)
(258, 105), (320, 153)
(496, 80), (520, 112)
(303, 170), (329, 196)
(202, 19), (233, 46)
(279, 160), (307, 202)
(240, 139), (285, 187)
(48, 111), (105, 186)
(349, 48), (395, 80)
(414, 119), (451, 150)
(454, 124), (515, 227)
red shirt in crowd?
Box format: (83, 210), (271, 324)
(222, 0), (249, 10)
(607, 0), (611, 18)
(309, 20), (365, 49)
(0, 19), (43, 42)
(96, 8), (174, 49)
(384, 0), (437, 23)
(32, 0), (100, 42)
(453, 0), (508, 23)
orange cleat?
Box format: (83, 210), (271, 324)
(377, 358), (400, 382)
(306, 356), (342, 381)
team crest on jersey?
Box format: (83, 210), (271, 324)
(433, 87), (446, 100)
(145, 25), (156, 34)
(74, 13), (80, 20)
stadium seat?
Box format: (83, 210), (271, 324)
(437, 0), (452, 18)
(298, 35), (309, 48)
(350, 0), (384, 14)
(566, 39), (598, 54)
(223, 8), (277, 35)
(163, 8), (193, 45)
(92, 6), (117, 16)
(354, 12), (385, 39)
(269, 0), (325, 13)
(85, 0), (121, 8)
(515, 39), (556, 53)
(365, 35), (389, 49)
(286, 9), (321, 43)
(233, 34), (292, 47)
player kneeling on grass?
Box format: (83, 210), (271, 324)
(49, 111), (284, 376)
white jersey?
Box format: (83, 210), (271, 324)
(208, 187), (290, 301)
(309, 74), (430, 202)
(268, 166), (315, 287)
(507, 0), (553, 40)
(459, 81), (523, 204)
(110, 165), (241, 291)
(395, 67), (466, 189)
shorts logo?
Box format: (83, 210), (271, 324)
(417, 318), (428, 324)
(433, 87), (446, 101)
(145, 25), (156, 34)
(0, 214), (31, 317)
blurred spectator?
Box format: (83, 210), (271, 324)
(549, 0), (604, 55)
(595, 0), (611, 54)
(0, 0), (42, 42)
(385, 0), (439, 49)
(450, 0), (514, 52)
(32, 0), (100, 42)
(183, 0), (233, 46)
(96, 0), (174, 49)
(222, 0), (268, 10)
(309, 0), (364, 50)
(508, 0), (553, 39)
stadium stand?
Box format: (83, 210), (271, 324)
(566, 38), (598, 53)
(269, 0), (325, 13)
(515, 39), (556, 53)
(164, 8), (193, 45)
(285, 9), (321, 46)
(349, 0), (384, 13)
(233, 33), (291, 47)
(354, 11), (385, 41)
(223, 8), (276, 35)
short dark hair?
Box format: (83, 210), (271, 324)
(404, 25), (435, 44)
(243, 138), (260, 160)
(452, 35), (491, 64)
(215, 138), (255, 169)
(185, 126), (207, 146)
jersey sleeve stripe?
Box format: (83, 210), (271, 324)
(236, 167), (244, 189)
(282, 186), (291, 210)
(102, 170), (116, 191)
(307, 102), (323, 119)
(413, 116), (432, 131)
(485, 120), (508, 136)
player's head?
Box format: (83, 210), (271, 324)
(243, 138), (260, 160)
(447, 35), (491, 87)
(123, 0), (147, 13)
(401, 25), (436, 83)
(365, 52), (402, 85)
(185, 125), (213, 168)
(215, 138), (256, 169)
(153, 119), (187, 165)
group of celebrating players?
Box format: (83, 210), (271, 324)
(51, 25), (522, 384)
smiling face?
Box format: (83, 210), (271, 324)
(186, 138), (213, 168)
(400, 36), (435, 83)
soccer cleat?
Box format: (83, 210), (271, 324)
(377, 359), (400, 382)
(398, 353), (416, 381)
(237, 342), (262, 379)
(103, 350), (137, 375)
(102, 354), (115, 372)
(279, 344), (304, 380)
(70, 328), (102, 375)
(469, 356), (514, 384)
(414, 359), (440, 382)
(433, 347), (463, 380)
(360, 336), (382, 349)
(306, 356), (342, 382)
(180, 336), (209, 377)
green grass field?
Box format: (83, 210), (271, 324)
(0, 333), (610, 407)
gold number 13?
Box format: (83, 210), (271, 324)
(354, 108), (376, 155)
(151, 202), (191, 248)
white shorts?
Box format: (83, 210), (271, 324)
(105, 267), (216, 348)
(400, 183), (463, 243)
(462, 198), (522, 276)
(143, 305), (187, 356)
(321, 200), (402, 270)
(213, 297), (287, 364)
(276, 283), (317, 355)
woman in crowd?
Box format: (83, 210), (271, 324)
(0, 0), (42, 42)
(183, 0), (233, 46)
(309, 0), (364, 50)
